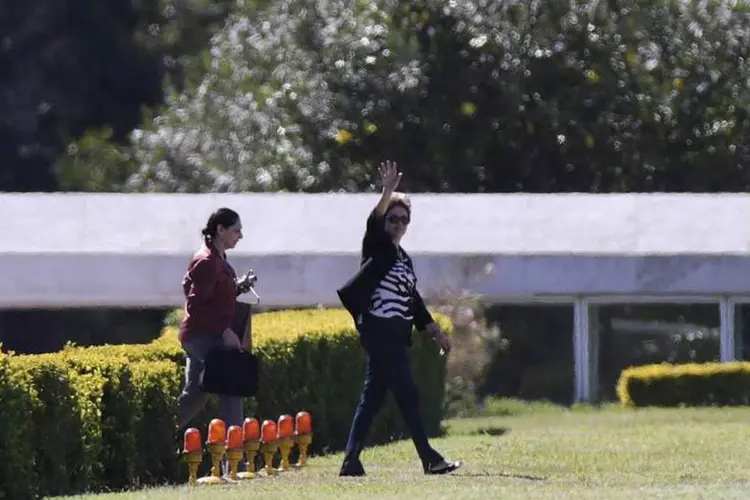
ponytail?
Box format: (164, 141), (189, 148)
(201, 208), (240, 241)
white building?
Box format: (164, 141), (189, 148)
(2, 192), (750, 402)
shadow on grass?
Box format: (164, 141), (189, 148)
(469, 426), (510, 437)
(454, 471), (547, 481)
(443, 397), (626, 425)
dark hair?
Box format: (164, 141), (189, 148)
(201, 208), (240, 241)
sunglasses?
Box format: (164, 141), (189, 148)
(386, 215), (410, 225)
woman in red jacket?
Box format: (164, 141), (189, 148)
(177, 207), (246, 435)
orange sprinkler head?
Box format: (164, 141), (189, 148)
(295, 411), (312, 435)
(261, 419), (277, 443)
(207, 418), (227, 444)
(243, 417), (260, 441)
(183, 428), (202, 453)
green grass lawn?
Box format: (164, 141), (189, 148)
(51, 400), (750, 500)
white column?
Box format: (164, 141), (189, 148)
(573, 298), (592, 402)
(735, 302), (744, 360)
(588, 303), (600, 402)
(720, 297), (735, 362)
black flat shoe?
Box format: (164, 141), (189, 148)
(425, 459), (463, 475)
(339, 459), (366, 477)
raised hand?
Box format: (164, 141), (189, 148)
(379, 160), (402, 193)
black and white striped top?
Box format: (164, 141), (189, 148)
(368, 255), (416, 322)
(337, 209), (434, 340)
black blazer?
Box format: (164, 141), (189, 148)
(336, 210), (434, 331)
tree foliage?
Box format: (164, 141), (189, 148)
(61, 0), (750, 193)
(0, 0), (235, 192)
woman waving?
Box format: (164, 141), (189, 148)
(337, 161), (463, 477)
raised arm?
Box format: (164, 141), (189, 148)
(363, 161), (403, 256)
(374, 160), (402, 216)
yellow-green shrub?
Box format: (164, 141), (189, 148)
(129, 360), (184, 485)
(617, 361), (750, 407)
(8, 353), (100, 496)
(8, 351), (145, 494)
(0, 351), (38, 500)
(159, 308), (451, 454)
(71, 307), (451, 455)
(0, 307), (452, 499)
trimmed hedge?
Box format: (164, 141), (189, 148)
(0, 352), (38, 500)
(0, 307), (450, 499)
(617, 361), (750, 407)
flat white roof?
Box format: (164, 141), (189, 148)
(2, 192), (750, 256)
(2, 193), (750, 308)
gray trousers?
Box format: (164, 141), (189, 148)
(177, 334), (245, 474)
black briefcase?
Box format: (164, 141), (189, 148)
(199, 347), (260, 397)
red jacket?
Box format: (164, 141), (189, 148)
(178, 242), (237, 342)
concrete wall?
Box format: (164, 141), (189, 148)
(5, 253), (750, 309)
(3, 192), (750, 308)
